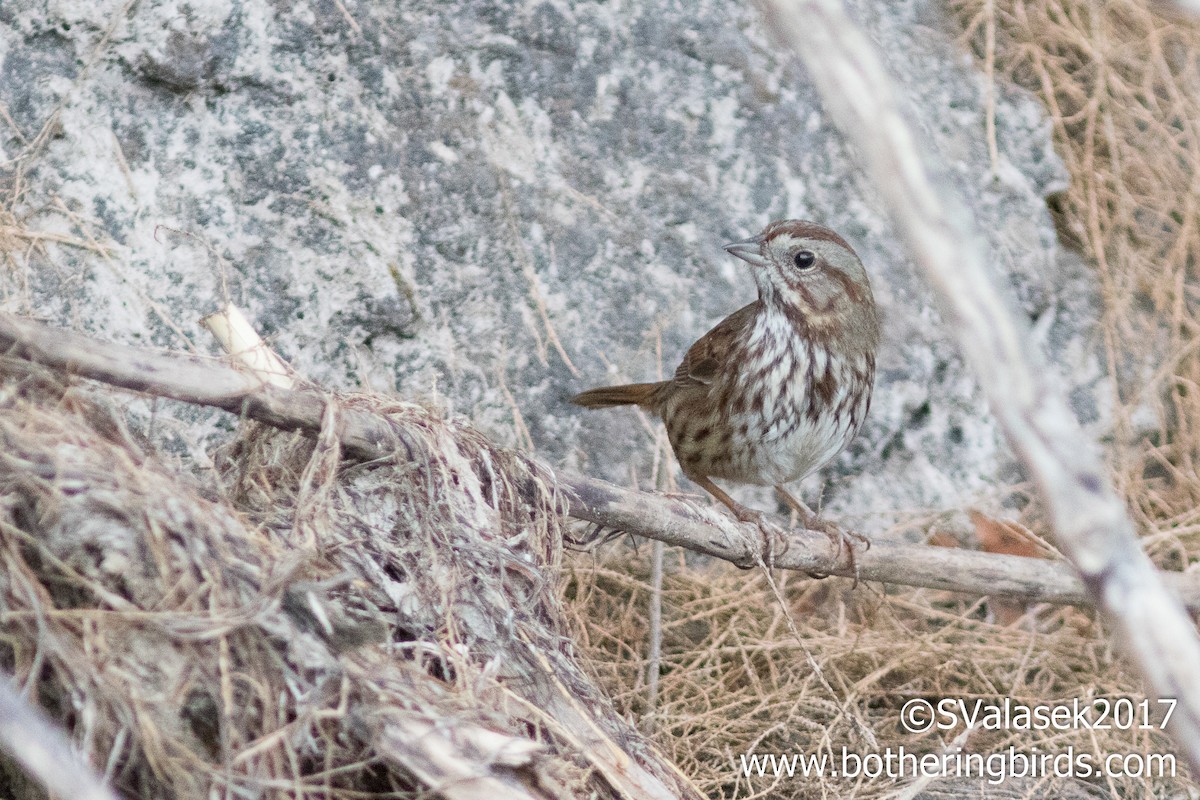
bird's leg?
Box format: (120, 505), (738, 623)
(691, 474), (758, 522)
(689, 474), (788, 563)
(775, 485), (867, 581)
(773, 485), (822, 529)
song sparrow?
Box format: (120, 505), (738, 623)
(572, 219), (880, 554)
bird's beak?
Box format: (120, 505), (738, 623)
(723, 236), (768, 267)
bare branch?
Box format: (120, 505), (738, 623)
(199, 304), (295, 389)
(5, 311), (1200, 612)
(757, 0), (1200, 772)
(0, 675), (120, 800)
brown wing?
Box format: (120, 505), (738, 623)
(671, 302), (759, 388)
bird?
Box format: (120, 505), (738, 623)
(571, 219), (880, 559)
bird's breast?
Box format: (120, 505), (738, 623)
(663, 309), (872, 486)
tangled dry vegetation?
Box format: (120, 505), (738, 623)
(0, 363), (711, 798)
(2, 1), (1200, 799)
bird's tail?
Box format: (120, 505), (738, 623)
(570, 382), (664, 409)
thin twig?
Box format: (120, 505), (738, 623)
(983, 0), (999, 176)
(646, 538), (664, 723)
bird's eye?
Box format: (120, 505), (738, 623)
(793, 250), (816, 270)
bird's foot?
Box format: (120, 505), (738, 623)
(803, 517), (868, 585)
(772, 485), (866, 581)
(687, 474), (790, 567)
(727, 503), (790, 568)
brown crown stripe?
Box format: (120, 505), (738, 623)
(761, 219), (857, 257)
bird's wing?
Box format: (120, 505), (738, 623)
(672, 302), (759, 388)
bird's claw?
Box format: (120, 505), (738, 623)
(729, 508), (790, 568)
(803, 518), (866, 585)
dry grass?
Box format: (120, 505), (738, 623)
(951, 1), (1200, 556)
(562, 549), (1180, 797)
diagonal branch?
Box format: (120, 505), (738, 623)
(757, 0), (1200, 774)
(0, 675), (120, 800)
(3, 311), (1199, 611)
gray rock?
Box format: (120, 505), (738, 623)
(0, 0), (1104, 536)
